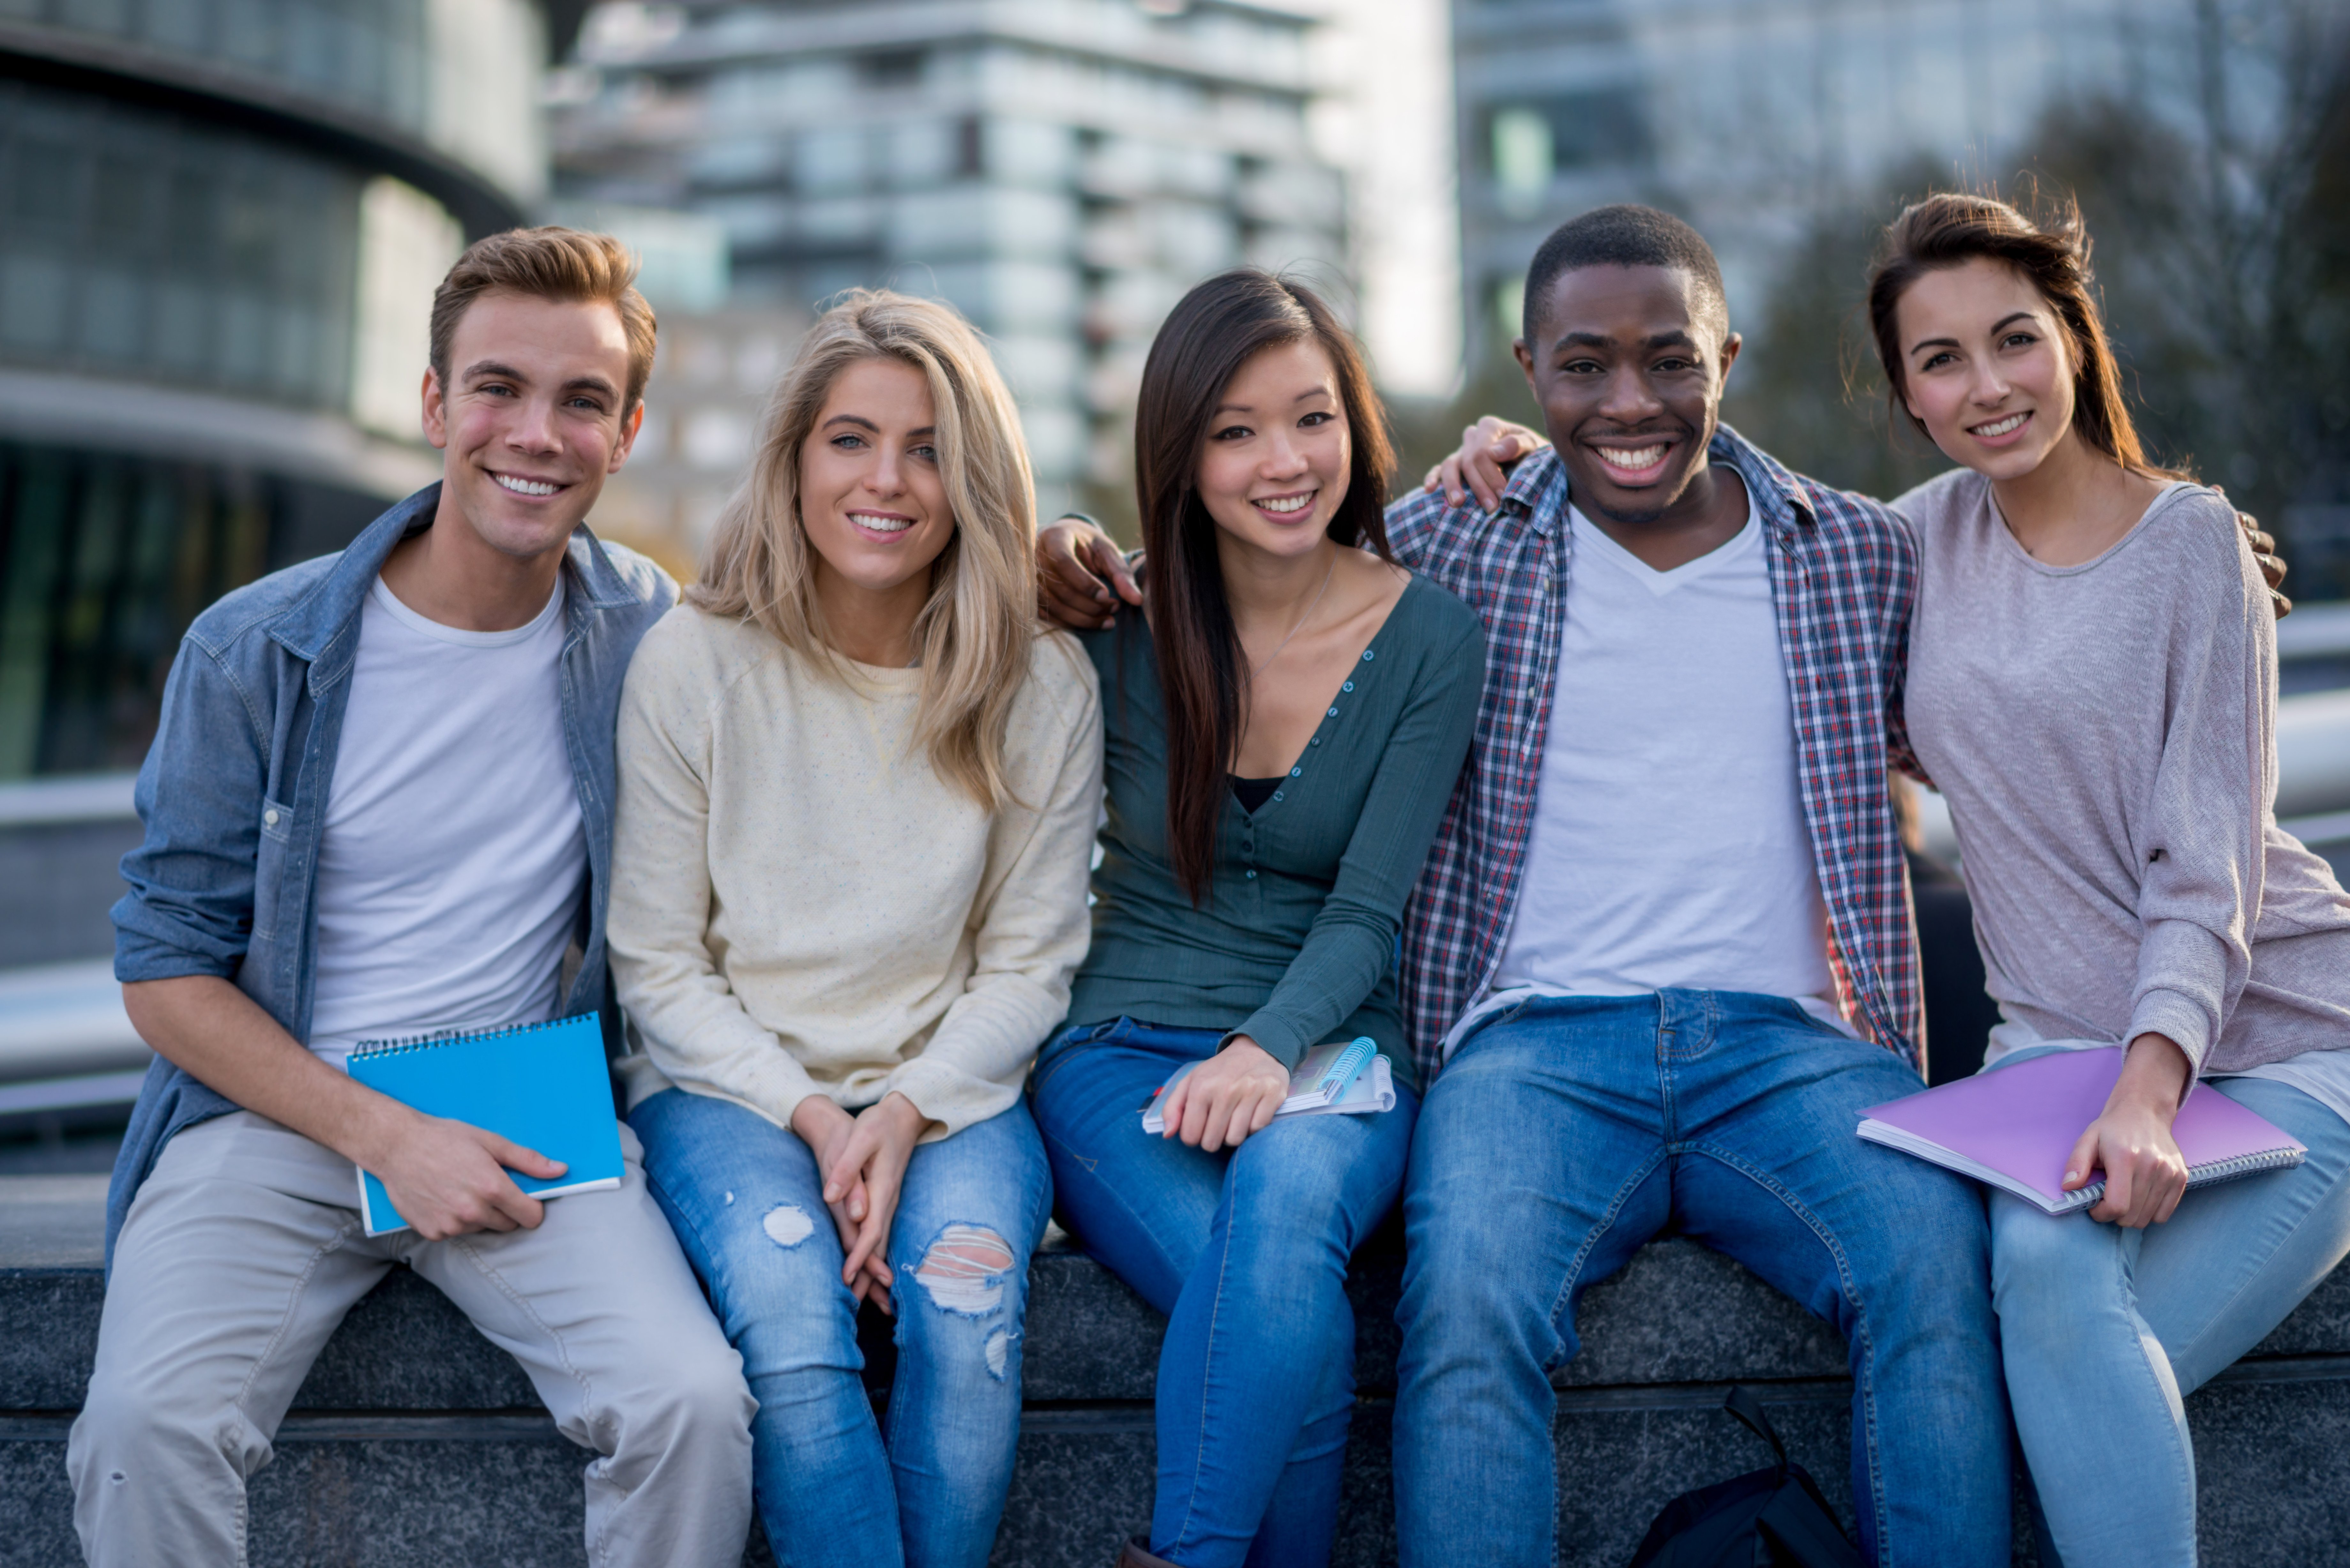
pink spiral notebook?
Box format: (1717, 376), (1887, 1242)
(1856, 1047), (2306, 1215)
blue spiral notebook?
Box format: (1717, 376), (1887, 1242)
(344, 1013), (624, 1237)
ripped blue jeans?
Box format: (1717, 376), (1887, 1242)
(629, 1088), (1051, 1568)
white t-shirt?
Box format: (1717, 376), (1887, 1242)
(304, 576), (587, 1064)
(1445, 501), (1845, 1055)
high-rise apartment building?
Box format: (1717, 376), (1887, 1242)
(550, 0), (1349, 527)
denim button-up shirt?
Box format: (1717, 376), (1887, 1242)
(104, 482), (677, 1263)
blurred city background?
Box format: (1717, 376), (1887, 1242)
(0, 0), (2345, 1171)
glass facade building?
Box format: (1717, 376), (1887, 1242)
(0, 0), (548, 784)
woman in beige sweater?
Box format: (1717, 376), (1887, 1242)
(607, 291), (1101, 1568)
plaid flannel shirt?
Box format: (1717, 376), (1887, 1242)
(1386, 423), (1925, 1083)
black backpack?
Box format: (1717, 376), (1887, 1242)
(1626, 1387), (1868, 1568)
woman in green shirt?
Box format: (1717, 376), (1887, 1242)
(1028, 270), (1484, 1568)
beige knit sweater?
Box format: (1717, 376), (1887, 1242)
(607, 605), (1103, 1138)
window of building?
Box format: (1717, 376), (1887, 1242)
(0, 443), (381, 778)
(0, 83), (364, 412)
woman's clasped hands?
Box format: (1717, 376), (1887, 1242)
(789, 1090), (934, 1312)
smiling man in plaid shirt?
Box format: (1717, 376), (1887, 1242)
(1371, 205), (2006, 1568)
(1035, 204), (2008, 1566)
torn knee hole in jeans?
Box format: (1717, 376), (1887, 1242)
(762, 1204), (814, 1247)
(912, 1223), (1014, 1315)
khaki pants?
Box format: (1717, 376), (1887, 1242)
(67, 1111), (754, 1568)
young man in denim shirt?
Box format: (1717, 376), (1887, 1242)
(69, 230), (754, 1567)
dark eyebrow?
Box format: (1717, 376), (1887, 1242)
(560, 374), (617, 399)
(1553, 329), (1698, 352)
(1909, 310), (2045, 361)
(463, 359), (528, 383)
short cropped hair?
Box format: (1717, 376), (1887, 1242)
(428, 226), (658, 414)
(1521, 204), (1729, 346)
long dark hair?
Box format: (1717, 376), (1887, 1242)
(1866, 190), (2186, 481)
(1135, 269), (1396, 905)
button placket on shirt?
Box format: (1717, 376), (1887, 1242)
(1245, 647), (1373, 876)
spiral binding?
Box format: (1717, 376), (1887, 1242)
(2064, 1145), (2305, 1210)
(350, 1012), (597, 1061)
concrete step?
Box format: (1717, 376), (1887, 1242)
(4, 1174), (2348, 1565)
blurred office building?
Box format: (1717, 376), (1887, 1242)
(548, 0), (1349, 528)
(0, 1), (551, 1133)
(1451, 0), (2309, 364)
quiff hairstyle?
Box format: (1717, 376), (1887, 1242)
(691, 289), (1042, 808)
(1867, 191), (2184, 482)
(428, 226), (659, 413)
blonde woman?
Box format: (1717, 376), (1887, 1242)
(607, 290), (1102, 1568)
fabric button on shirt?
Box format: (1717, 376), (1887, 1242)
(263, 810), (279, 827)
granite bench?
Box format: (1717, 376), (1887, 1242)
(4, 1172), (2348, 1567)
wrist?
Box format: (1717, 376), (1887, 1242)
(790, 1093), (847, 1144)
(2117, 1033), (2192, 1114)
(879, 1090), (932, 1140)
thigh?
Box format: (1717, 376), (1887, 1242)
(1224, 1087), (1417, 1255)
(411, 1118), (749, 1432)
(1672, 1010), (1991, 1332)
(2137, 1078), (2350, 1391)
(887, 1101), (1053, 1318)
(1402, 1002), (1670, 1345)
(1032, 1035), (1232, 1313)
(96, 1112), (392, 1433)
(625, 1088), (860, 1363)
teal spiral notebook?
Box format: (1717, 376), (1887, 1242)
(344, 1013), (624, 1237)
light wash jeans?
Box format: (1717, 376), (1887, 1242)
(1031, 1018), (1417, 1568)
(1991, 1069), (2350, 1568)
(629, 1088), (1051, 1568)
(1392, 991), (2012, 1568)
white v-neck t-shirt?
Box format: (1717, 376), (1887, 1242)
(1446, 501), (1844, 1054)
(304, 576), (587, 1063)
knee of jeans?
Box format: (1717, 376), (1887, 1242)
(1991, 1202), (2117, 1320)
(897, 1221), (1024, 1382)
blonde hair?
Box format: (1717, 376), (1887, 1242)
(430, 227), (657, 413)
(690, 290), (1040, 806)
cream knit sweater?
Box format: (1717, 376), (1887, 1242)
(607, 605), (1103, 1138)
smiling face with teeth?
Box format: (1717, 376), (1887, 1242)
(1194, 336), (1352, 564)
(795, 354), (957, 664)
(1516, 262), (1749, 563)
(1893, 255), (2080, 485)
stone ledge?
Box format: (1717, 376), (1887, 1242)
(7, 1175), (2350, 1566)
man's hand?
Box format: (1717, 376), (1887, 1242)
(1158, 1039), (1291, 1152)
(790, 1095), (890, 1308)
(1423, 416), (1549, 511)
(363, 1111), (566, 1240)
(2062, 1033), (2193, 1227)
(823, 1093), (931, 1312)
(2236, 514), (2290, 617)
(1038, 515), (1140, 630)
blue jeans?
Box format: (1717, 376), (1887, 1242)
(1392, 992), (2010, 1568)
(1031, 1019), (1418, 1568)
(1990, 1070), (2350, 1568)
(629, 1088), (1052, 1568)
